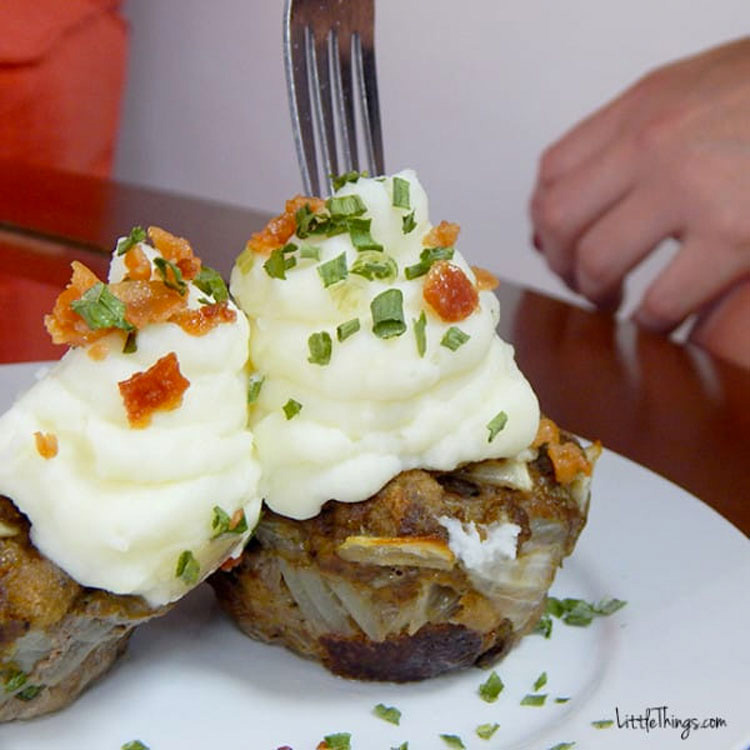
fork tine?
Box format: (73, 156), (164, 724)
(331, 28), (359, 174)
(310, 28), (339, 190)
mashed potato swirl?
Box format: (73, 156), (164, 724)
(231, 170), (539, 519)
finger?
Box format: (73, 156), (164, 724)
(688, 276), (750, 369)
(531, 138), (636, 284)
(634, 239), (748, 334)
(573, 185), (680, 308)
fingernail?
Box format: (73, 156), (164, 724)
(532, 233), (543, 252)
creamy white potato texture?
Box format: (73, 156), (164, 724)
(0, 242), (261, 606)
(231, 170), (540, 519)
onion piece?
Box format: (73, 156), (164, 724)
(337, 535), (455, 570)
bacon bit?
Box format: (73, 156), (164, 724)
(109, 280), (187, 329)
(228, 508), (245, 531)
(219, 554), (243, 572)
(472, 265), (500, 291)
(147, 226), (200, 280)
(532, 416), (592, 484)
(170, 301), (237, 336)
(87, 341), (110, 361)
(247, 195), (325, 254)
(44, 261), (107, 347)
(423, 220), (460, 248)
(177, 255), (202, 281)
(34, 432), (58, 459)
(118, 352), (190, 428)
(422, 260), (479, 322)
(123, 245), (152, 281)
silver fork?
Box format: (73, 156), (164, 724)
(284, 0), (385, 196)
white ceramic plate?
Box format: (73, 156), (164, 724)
(1, 362), (748, 750)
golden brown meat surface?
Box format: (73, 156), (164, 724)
(211, 431), (598, 682)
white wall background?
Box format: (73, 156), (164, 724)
(114, 0), (747, 314)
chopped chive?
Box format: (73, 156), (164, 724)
(543, 596), (627, 628)
(478, 670), (504, 703)
(3, 668), (27, 693)
(331, 170), (366, 191)
(116, 226), (147, 256)
(70, 282), (135, 333)
(317, 252), (349, 287)
(392, 176), (410, 209)
(439, 735), (465, 749)
(263, 244), (297, 280)
(404, 246), (454, 279)
(548, 744), (576, 750)
(211, 506), (248, 538)
(440, 326), (470, 351)
(371, 288), (406, 339)
(15, 684), (43, 701)
(337, 318), (361, 342)
(402, 210), (417, 234)
(475, 723), (499, 740)
(521, 693), (547, 707)
(283, 398), (302, 420)
(247, 374), (265, 404)
(122, 330), (138, 354)
(326, 194), (366, 218)
(595, 598), (627, 615)
(175, 550), (200, 585)
(373, 703), (401, 725)
(299, 245), (321, 261)
(193, 265), (229, 302)
(533, 613), (553, 638)
(153, 257), (188, 295)
(390, 744), (408, 750)
(322, 733), (351, 750)
(533, 672), (548, 691)
(555, 697), (571, 704)
(591, 719), (614, 729)
(348, 216), (383, 251)
(308, 331), (333, 366)
(487, 410), (508, 442)
(121, 742), (150, 750)
(350, 251), (398, 282)
(413, 310), (427, 357)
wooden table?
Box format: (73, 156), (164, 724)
(1, 159), (748, 536)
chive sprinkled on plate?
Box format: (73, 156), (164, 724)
(283, 398), (302, 420)
(591, 719), (614, 729)
(175, 550), (199, 585)
(121, 742), (150, 750)
(308, 331), (333, 366)
(413, 310), (427, 357)
(371, 289), (406, 339)
(521, 693), (547, 707)
(486, 410), (508, 442)
(439, 734), (465, 749)
(475, 723), (499, 740)
(70, 283), (135, 333)
(555, 696), (571, 704)
(533, 671), (548, 691)
(545, 596), (627, 626)
(321, 732), (351, 750)
(116, 226), (146, 256)
(337, 318), (361, 342)
(317, 252), (349, 287)
(548, 743), (576, 750)
(440, 326), (470, 351)
(392, 176), (410, 209)
(533, 613), (553, 638)
(247, 374), (265, 404)
(373, 703), (401, 725)
(478, 670), (504, 702)
(390, 743), (408, 750)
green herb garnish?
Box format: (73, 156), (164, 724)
(440, 326), (470, 351)
(317, 252), (349, 288)
(413, 310), (427, 357)
(322, 733), (351, 750)
(478, 670), (504, 703)
(548, 744), (576, 750)
(373, 703), (401, 725)
(351, 251), (398, 282)
(123, 330), (138, 354)
(326, 194), (366, 218)
(371, 288), (406, 339)
(404, 246), (454, 279)
(121, 742), (150, 750)
(263, 244), (297, 280)
(211, 506), (248, 538)
(70, 283), (135, 333)
(337, 318), (361, 342)
(591, 719), (614, 729)
(193, 265), (229, 303)
(308, 331), (333, 366)
(555, 697), (571, 704)
(300, 245), (322, 261)
(247, 374), (265, 404)
(331, 170), (367, 191)
(391, 744), (408, 750)
(521, 693), (547, 707)
(545, 596), (627, 627)
(283, 398), (302, 420)
(348, 217), (383, 251)
(402, 210), (417, 234)
(116, 226), (146, 256)
(439, 735), (465, 749)
(15, 684), (43, 701)
(486, 410), (508, 442)
(392, 176), (410, 209)
(175, 550), (200, 585)
(475, 723), (499, 740)
(533, 613), (553, 638)
(3, 668), (27, 693)
(533, 672), (548, 691)
(153, 256), (188, 294)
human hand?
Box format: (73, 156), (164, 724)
(529, 37), (750, 366)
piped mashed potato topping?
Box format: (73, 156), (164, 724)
(230, 170), (540, 520)
(0, 229), (261, 606)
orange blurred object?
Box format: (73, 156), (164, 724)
(0, 0), (128, 177)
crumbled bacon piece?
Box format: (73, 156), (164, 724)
(219, 554), (243, 572)
(472, 265), (500, 291)
(147, 226), (201, 280)
(247, 195), (325, 254)
(170, 301), (237, 336)
(118, 352), (190, 428)
(423, 220), (460, 248)
(34, 432), (58, 459)
(44, 261), (107, 347)
(422, 260), (479, 322)
(532, 417), (592, 484)
(109, 280), (187, 329)
(123, 245), (152, 281)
